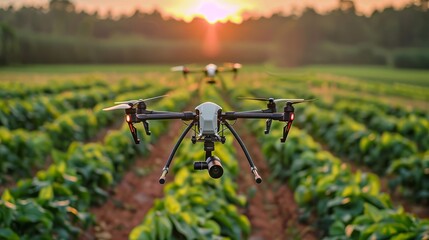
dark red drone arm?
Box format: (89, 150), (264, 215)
(127, 122), (140, 144)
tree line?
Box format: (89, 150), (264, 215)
(0, 0), (428, 68)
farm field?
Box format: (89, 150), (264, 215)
(0, 64), (428, 239)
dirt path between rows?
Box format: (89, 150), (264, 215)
(80, 119), (184, 240)
(233, 124), (318, 240)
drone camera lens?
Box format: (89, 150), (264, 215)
(209, 165), (223, 179)
(207, 156), (223, 179)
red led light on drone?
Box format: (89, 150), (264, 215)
(290, 113), (295, 121)
(126, 115), (131, 122)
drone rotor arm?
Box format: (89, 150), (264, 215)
(184, 69), (198, 74)
(222, 111), (284, 121)
(136, 111), (196, 121)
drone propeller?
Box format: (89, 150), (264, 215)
(171, 66), (187, 72)
(102, 103), (133, 111)
(224, 62), (242, 69)
(274, 98), (315, 105)
(114, 95), (167, 105)
(103, 95), (167, 111)
(233, 63), (242, 69)
(239, 97), (315, 105)
(238, 97), (272, 101)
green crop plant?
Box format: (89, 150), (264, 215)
(0, 84), (171, 182)
(388, 151), (429, 202)
(0, 79), (107, 99)
(333, 100), (429, 151)
(0, 87), (191, 239)
(245, 117), (429, 239)
(0, 128), (52, 182)
(0, 81), (153, 131)
(246, 78), (428, 201)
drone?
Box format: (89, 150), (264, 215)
(103, 96), (313, 184)
(171, 63), (242, 84)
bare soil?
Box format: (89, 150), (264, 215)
(233, 125), (318, 240)
(80, 121), (320, 240)
(80, 120), (184, 240)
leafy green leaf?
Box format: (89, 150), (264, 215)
(38, 185), (54, 201)
(0, 228), (19, 240)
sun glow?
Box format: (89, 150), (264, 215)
(180, 0), (243, 24)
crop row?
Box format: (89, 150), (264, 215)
(267, 77), (428, 151)
(321, 99), (429, 151)
(245, 82), (428, 202)
(0, 80), (151, 130)
(295, 105), (429, 202)
(0, 89), (191, 239)
(130, 84), (250, 239)
(244, 113), (429, 239)
(388, 151), (429, 201)
(0, 86), (170, 183)
(0, 79), (107, 99)
(296, 105), (417, 173)
(0, 126), (146, 239)
(269, 74), (426, 118)
(339, 79), (429, 101)
(130, 135), (250, 240)
(277, 73), (429, 101)
(231, 79), (429, 236)
(328, 95), (428, 119)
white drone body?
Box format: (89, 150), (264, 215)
(205, 64), (218, 77)
(195, 102), (222, 140)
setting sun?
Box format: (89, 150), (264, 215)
(195, 0), (241, 24)
(175, 0), (243, 24)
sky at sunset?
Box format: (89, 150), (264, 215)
(0, 0), (415, 23)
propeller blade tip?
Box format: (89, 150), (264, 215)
(171, 66), (185, 71)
